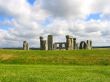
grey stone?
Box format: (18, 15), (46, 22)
(79, 41), (87, 49)
(40, 36), (48, 50)
(73, 38), (76, 49)
(53, 42), (66, 50)
(23, 41), (29, 50)
(66, 35), (73, 50)
(39, 35), (92, 51)
(75, 43), (79, 50)
(86, 40), (92, 50)
(48, 35), (53, 50)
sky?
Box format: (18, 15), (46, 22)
(0, 0), (110, 48)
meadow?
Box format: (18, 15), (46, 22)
(0, 49), (110, 82)
(0, 65), (110, 82)
(0, 49), (110, 65)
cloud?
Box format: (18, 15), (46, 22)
(92, 0), (110, 14)
(40, 0), (92, 19)
(0, 0), (110, 48)
(43, 18), (110, 46)
(41, 0), (110, 19)
(0, 0), (30, 17)
(0, 0), (48, 47)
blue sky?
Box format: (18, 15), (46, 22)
(0, 0), (102, 30)
(27, 0), (36, 5)
(0, 0), (110, 47)
(0, 11), (101, 30)
(86, 13), (101, 21)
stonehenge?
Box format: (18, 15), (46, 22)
(23, 41), (29, 50)
(22, 35), (92, 50)
(39, 35), (92, 50)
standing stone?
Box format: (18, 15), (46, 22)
(66, 35), (73, 50)
(40, 36), (44, 50)
(66, 35), (70, 50)
(73, 38), (76, 49)
(59, 43), (63, 50)
(86, 40), (90, 49)
(23, 41), (26, 50)
(40, 36), (48, 50)
(42, 40), (48, 50)
(23, 41), (29, 50)
(79, 41), (87, 49)
(27, 42), (29, 50)
(53, 43), (57, 50)
(86, 40), (92, 50)
(90, 40), (92, 49)
(75, 43), (79, 50)
(71, 38), (73, 49)
(48, 35), (53, 50)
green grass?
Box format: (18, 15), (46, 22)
(0, 49), (110, 65)
(0, 64), (110, 82)
(0, 49), (110, 82)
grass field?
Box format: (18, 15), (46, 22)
(0, 49), (110, 65)
(0, 64), (110, 82)
(0, 49), (110, 82)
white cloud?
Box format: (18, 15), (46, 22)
(0, 0), (30, 17)
(40, 0), (92, 19)
(0, 0), (48, 47)
(0, 0), (110, 48)
(92, 0), (110, 14)
(40, 0), (110, 19)
(43, 18), (110, 46)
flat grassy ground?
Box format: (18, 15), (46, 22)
(0, 64), (110, 82)
(0, 49), (110, 82)
(0, 49), (110, 65)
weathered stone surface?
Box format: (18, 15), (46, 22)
(53, 42), (66, 50)
(40, 36), (44, 50)
(23, 41), (29, 50)
(66, 35), (73, 50)
(75, 43), (79, 50)
(79, 41), (87, 49)
(40, 36), (48, 50)
(53, 43), (57, 50)
(90, 40), (92, 49)
(73, 38), (76, 49)
(39, 35), (92, 51)
(48, 35), (53, 50)
(42, 40), (48, 50)
(66, 35), (69, 50)
(86, 40), (92, 50)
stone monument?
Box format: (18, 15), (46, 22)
(40, 36), (48, 50)
(23, 41), (29, 50)
(48, 35), (53, 50)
